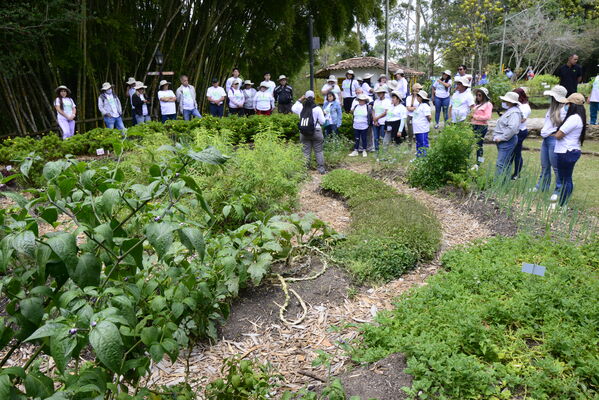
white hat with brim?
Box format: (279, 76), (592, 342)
(412, 83), (423, 91)
(101, 82), (112, 91)
(442, 70), (452, 76)
(543, 85), (567, 103)
(474, 87), (489, 99)
(243, 80), (254, 86)
(134, 82), (147, 90)
(126, 77), (136, 85)
(346, 70), (355, 75)
(328, 75), (337, 82)
(499, 92), (521, 105)
(374, 86), (388, 94)
(395, 69), (405, 75)
(159, 80), (170, 87)
(357, 94), (369, 101)
(232, 79), (241, 85)
(259, 83), (268, 88)
(56, 85), (71, 94)
(455, 76), (471, 88)
(278, 75), (287, 81)
(566, 93), (585, 105)
(417, 90), (429, 101)
(387, 80), (399, 90)
(378, 74), (387, 81)
(363, 73), (374, 79)
(356, 76), (364, 81)
(390, 90), (402, 99)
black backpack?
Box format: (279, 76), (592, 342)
(298, 104), (316, 136)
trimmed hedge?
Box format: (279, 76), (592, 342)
(321, 169), (442, 283)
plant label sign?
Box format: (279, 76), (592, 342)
(6, 165), (12, 171)
(96, 148), (105, 156)
(522, 263), (546, 276)
(477, 156), (485, 163)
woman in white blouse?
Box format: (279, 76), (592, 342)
(54, 85), (76, 139)
(253, 83), (275, 115)
(510, 88), (531, 180)
(227, 79), (245, 116)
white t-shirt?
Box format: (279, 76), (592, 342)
(228, 88), (245, 109)
(412, 103), (432, 134)
(405, 95), (420, 117)
(321, 83), (341, 99)
(373, 98), (392, 124)
(451, 90), (474, 122)
(291, 101), (326, 128)
(541, 107), (568, 138)
(243, 88), (257, 109)
(386, 103), (407, 122)
(396, 77), (408, 98)
(180, 86), (195, 110)
(55, 97), (76, 119)
(342, 79), (361, 98)
(103, 94), (120, 118)
(518, 103), (531, 131)
(254, 91), (274, 110)
(260, 80), (276, 96)
(432, 79), (451, 99)
(207, 86), (226, 105)
(139, 94), (148, 116)
(590, 75), (599, 103)
(554, 114), (583, 153)
(352, 104), (370, 130)
(158, 90), (176, 115)
(361, 82), (372, 95)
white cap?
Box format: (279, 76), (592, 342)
(443, 70), (452, 76)
(346, 69), (354, 75)
(328, 75), (337, 82)
(305, 90), (315, 98)
(278, 75), (287, 81)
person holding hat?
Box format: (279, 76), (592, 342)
(533, 85), (568, 196)
(321, 76), (341, 100)
(449, 76), (474, 123)
(126, 77), (137, 126)
(493, 91), (523, 177)
(157, 80), (177, 123)
(470, 87), (493, 162)
(274, 75), (294, 114)
(253, 83), (275, 115)
(405, 83), (423, 146)
(394, 69), (408, 101)
(206, 78), (226, 117)
(588, 67), (599, 125)
(291, 90), (327, 174)
(176, 75), (202, 120)
(431, 70), (452, 129)
(260, 73), (276, 96)
(228, 79), (245, 116)
(132, 82), (151, 124)
(384, 91), (408, 146)
(372, 86), (392, 152)
(349, 93), (372, 157)
(510, 88), (532, 180)
(54, 85), (76, 139)
(342, 70), (361, 113)
(97, 82), (125, 132)
(226, 68), (242, 93)
(412, 90), (432, 156)
(242, 80), (257, 116)
(554, 92), (587, 206)
(361, 73), (374, 96)
(323, 92), (342, 137)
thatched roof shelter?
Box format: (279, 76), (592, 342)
(315, 57), (425, 80)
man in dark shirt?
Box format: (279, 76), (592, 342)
(273, 75), (294, 114)
(555, 54), (582, 96)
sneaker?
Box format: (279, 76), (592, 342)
(434, 124), (439, 129)
(511, 175), (519, 181)
(550, 194), (558, 202)
(349, 150), (359, 157)
(362, 151), (368, 157)
(318, 168), (327, 175)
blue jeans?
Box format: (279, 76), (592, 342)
(104, 116), (125, 131)
(372, 124), (385, 151)
(590, 101), (598, 125)
(556, 150), (581, 206)
(415, 132), (429, 157)
(183, 108), (202, 120)
(535, 135), (561, 194)
(209, 103), (224, 117)
(353, 128), (368, 151)
(495, 135), (518, 177)
(324, 124), (338, 137)
(472, 124), (488, 161)
(161, 114), (176, 123)
(135, 114), (151, 124)
(511, 129), (529, 178)
(433, 96), (450, 124)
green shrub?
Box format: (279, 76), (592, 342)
(408, 123), (477, 190)
(205, 358), (276, 399)
(477, 72), (513, 108)
(525, 74), (560, 97)
(354, 234), (599, 399)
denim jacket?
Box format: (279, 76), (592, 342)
(493, 106), (522, 142)
(323, 100), (342, 127)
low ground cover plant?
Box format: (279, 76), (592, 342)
(354, 234), (599, 399)
(321, 169), (441, 282)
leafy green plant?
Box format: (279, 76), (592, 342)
(282, 379), (359, 400)
(205, 358), (276, 399)
(477, 72), (513, 109)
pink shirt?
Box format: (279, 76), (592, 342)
(471, 102), (493, 126)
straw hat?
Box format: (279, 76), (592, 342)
(543, 85), (567, 103)
(243, 80), (254, 86)
(374, 85), (388, 94)
(357, 93), (369, 101)
(134, 81), (147, 90)
(278, 75), (287, 81)
(363, 73), (374, 79)
(159, 80), (170, 87)
(412, 83), (423, 91)
(474, 87), (490, 99)
(416, 90), (429, 101)
(387, 80), (399, 90)
(126, 77), (136, 85)
(566, 93), (585, 105)
(395, 69), (405, 75)
(305, 90), (315, 98)
(327, 75), (337, 82)
(100, 82), (112, 91)
(442, 70), (452, 76)
(390, 90), (402, 99)
(346, 69), (355, 76)
(499, 91), (521, 105)
(55, 85), (71, 95)
(455, 76), (471, 88)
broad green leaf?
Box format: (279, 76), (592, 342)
(0, 366), (26, 379)
(12, 231), (36, 257)
(185, 146), (229, 165)
(171, 302), (184, 319)
(150, 296), (167, 313)
(19, 297), (43, 325)
(89, 321), (124, 373)
(98, 188), (120, 216)
(149, 343), (164, 362)
(141, 326), (159, 346)
(72, 253), (101, 288)
(42, 160), (68, 181)
(247, 253), (273, 284)
(19, 157), (33, 179)
(25, 322), (66, 341)
(178, 227), (205, 260)
(24, 370), (54, 398)
(157, 144), (178, 153)
(40, 207), (59, 225)
(223, 205), (232, 218)
(145, 223), (177, 259)
(0, 375), (16, 399)
(121, 238), (142, 268)
(47, 232), (78, 275)
(50, 329), (76, 373)
(1, 191), (28, 208)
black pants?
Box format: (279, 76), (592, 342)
(511, 129), (529, 178)
(229, 108), (244, 116)
(278, 103), (292, 114)
(244, 109), (255, 117)
(343, 97), (355, 113)
(472, 124), (488, 161)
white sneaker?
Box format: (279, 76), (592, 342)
(550, 194), (558, 202)
(434, 124), (439, 129)
(529, 187), (538, 193)
(362, 151), (368, 157)
(349, 150), (359, 157)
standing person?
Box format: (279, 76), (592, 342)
(132, 82), (151, 124)
(274, 75), (294, 114)
(588, 67), (599, 125)
(254, 83), (274, 115)
(97, 82), (125, 132)
(554, 54), (582, 96)
(361, 73), (374, 96)
(321, 76), (341, 100)
(341, 70), (360, 113)
(206, 78), (226, 117)
(54, 85), (76, 139)
(157, 80), (177, 123)
(227, 79), (245, 116)
(372, 86), (392, 152)
(470, 87), (493, 162)
(510, 88), (531, 180)
(394, 69), (408, 102)
(260, 73), (276, 96)
(505, 67), (514, 81)
(533, 85), (568, 197)
(431, 70), (452, 129)
(374, 74), (388, 91)
(405, 83), (423, 146)
(455, 65), (468, 81)
(383, 91), (407, 146)
(492, 92), (522, 177)
(176, 75), (202, 120)
(554, 93), (586, 206)
(323, 92), (342, 137)
(449, 77), (474, 123)
(291, 90), (327, 174)
(348, 94), (371, 157)
(225, 68), (241, 93)
(242, 80), (257, 117)
(412, 90), (432, 157)
(126, 77), (137, 126)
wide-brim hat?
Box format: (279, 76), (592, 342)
(387, 80), (399, 90)
(278, 75), (287, 81)
(499, 91), (521, 105)
(442, 70), (452, 76)
(126, 77), (136, 85)
(363, 73), (374, 79)
(232, 78), (242, 85)
(412, 83), (423, 91)
(395, 68), (405, 75)
(346, 69), (355, 76)
(259, 83), (268, 88)
(134, 81), (147, 90)
(101, 82), (112, 91)
(356, 76), (364, 81)
(455, 76), (471, 88)
(543, 85), (567, 103)
(159, 80), (170, 87)
(327, 75), (337, 82)
(390, 90), (402, 98)
(566, 93), (585, 105)
(417, 90), (429, 101)
(243, 80), (254, 86)
(374, 85), (388, 94)
(55, 85), (71, 95)
(356, 94), (369, 101)
(378, 74), (387, 81)
(474, 87), (490, 99)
